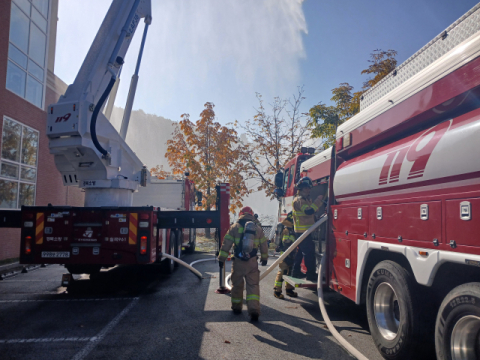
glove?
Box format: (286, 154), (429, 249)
(261, 260), (268, 266)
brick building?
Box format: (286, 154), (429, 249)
(0, 0), (84, 262)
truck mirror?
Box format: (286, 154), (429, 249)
(273, 188), (285, 198)
(274, 172), (284, 188)
(196, 191), (202, 205)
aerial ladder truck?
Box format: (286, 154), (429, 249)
(0, 0), (230, 278)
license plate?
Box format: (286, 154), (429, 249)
(41, 251), (70, 258)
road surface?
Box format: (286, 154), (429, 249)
(0, 252), (430, 360)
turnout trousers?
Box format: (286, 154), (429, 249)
(293, 233), (316, 277)
(230, 257), (260, 315)
(274, 261), (294, 293)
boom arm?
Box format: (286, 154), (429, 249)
(46, 0), (152, 207)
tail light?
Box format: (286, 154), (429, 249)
(25, 236), (32, 255)
(139, 213), (149, 220)
(140, 236), (147, 255)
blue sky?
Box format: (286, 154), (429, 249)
(55, 0), (479, 126)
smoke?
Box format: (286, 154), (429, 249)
(118, 0), (308, 122)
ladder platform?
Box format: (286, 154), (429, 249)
(283, 275), (317, 289)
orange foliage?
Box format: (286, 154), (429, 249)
(165, 102), (250, 213)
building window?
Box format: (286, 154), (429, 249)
(6, 0), (49, 109)
(0, 117), (39, 209)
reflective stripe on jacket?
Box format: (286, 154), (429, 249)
(218, 214), (269, 262)
(292, 195), (323, 233)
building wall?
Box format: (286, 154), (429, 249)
(0, 0), (84, 262)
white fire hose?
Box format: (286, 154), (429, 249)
(223, 214), (368, 360)
(162, 253), (203, 279)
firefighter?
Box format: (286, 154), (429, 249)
(218, 206), (269, 321)
(254, 213), (261, 226)
(292, 177), (323, 281)
(273, 212), (298, 299)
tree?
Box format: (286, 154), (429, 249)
(150, 165), (180, 180)
(235, 87), (311, 198)
(308, 49), (397, 147)
(165, 102), (250, 237)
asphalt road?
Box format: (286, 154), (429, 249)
(0, 252), (396, 360)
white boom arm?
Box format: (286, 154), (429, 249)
(46, 0), (152, 207)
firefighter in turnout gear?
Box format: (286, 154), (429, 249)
(292, 177), (323, 281)
(218, 206), (269, 321)
(273, 212), (298, 299)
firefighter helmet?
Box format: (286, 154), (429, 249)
(239, 206), (254, 216)
(296, 176), (313, 189)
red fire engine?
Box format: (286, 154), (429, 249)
(275, 4), (480, 359)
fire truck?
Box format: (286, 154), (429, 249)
(0, 0), (230, 278)
(274, 4), (480, 359)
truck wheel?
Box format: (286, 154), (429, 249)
(162, 231), (176, 274)
(366, 260), (421, 359)
(435, 282), (480, 360)
(185, 229), (196, 254)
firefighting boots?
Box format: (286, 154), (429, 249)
(250, 312), (259, 321)
(286, 289), (298, 297)
(274, 291), (284, 299)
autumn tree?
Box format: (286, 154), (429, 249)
(165, 102), (250, 237)
(235, 87), (311, 198)
(150, 165), (181, 180)
(309, 49), (397, 147)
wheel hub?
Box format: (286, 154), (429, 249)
(373, 282), (401, 340)
(451, 315), (480, 360)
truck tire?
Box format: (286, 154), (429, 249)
(185, 228), (196, 254)
(162, 231), (176, 274)
(435, 282), (480, 360)
(366, 260), (421, 360)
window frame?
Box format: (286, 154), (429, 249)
(6, 0), (50, 109)
(0, 116), (39, 209)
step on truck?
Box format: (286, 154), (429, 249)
(274, 3), (480, 359)
(0, 0), (231, 278)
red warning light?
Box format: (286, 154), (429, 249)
(206, 219), (212, 224)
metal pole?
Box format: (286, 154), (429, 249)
(120, 21), (150, 140)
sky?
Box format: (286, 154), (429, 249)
(54, 0), (480, 128)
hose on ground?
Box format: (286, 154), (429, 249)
(317, 255), (368, 360)
(162, 253), (203, 279)
(189, 258), (217, 267)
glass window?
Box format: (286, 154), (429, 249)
(0, 117), (39, 209)
(14, 0), (31, 15)
(21, 126), (39, 166)
(21, 167), (36, 181)
(28, 24), (46, 67)
(283, 167), (290, 192)
(9, 4), (30, 53)
(1, 119), (22, 162)
(6, 61), (27, 98)
(7, 0), (49, 109)
(19, 183), (35, 206)
(1, 163), (19, 179)
(0, 180), (19, 209)
(26, 75), (43, 108)
(288, 165), (295, 187)
(9, 44), (27, 69)
(31, 7), (47, 32)
(28, 59), (43, 81)
(32, 0), (49, 18)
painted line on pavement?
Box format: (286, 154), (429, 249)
(0, 337), (92, 344)
(0, 297), (139, 303)
(71, 297), (139, 360)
